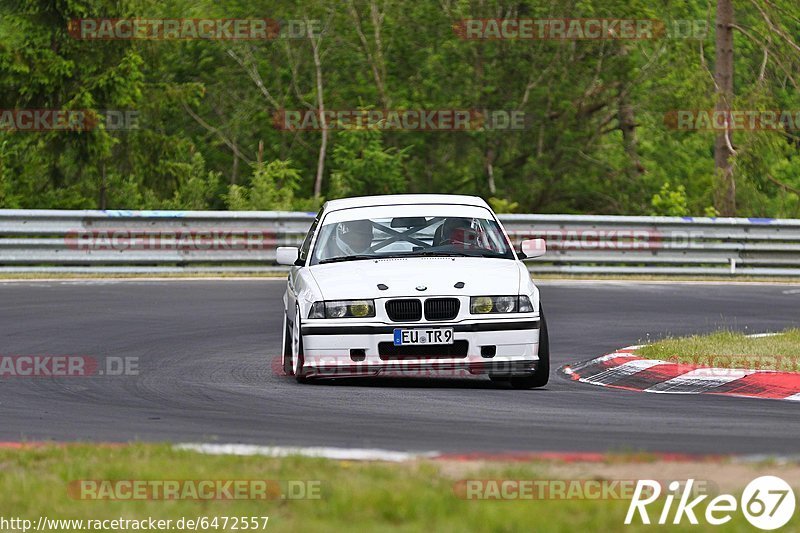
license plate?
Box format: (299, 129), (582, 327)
(393, 328), (454, 346)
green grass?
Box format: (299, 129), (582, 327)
(0, 444), (791, 532)
(635, 329), (800, 371)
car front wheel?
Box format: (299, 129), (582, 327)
(292, 306), (310, 384)
(508, 311), (550, 390)
(282, 313), (293, 375)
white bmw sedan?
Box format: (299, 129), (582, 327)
(276, 194), (549, 389)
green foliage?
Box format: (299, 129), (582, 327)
(328, 129), (408, 199)
(226, 159), (302, 211)
(1, 0), (799, 216)
(0, 139), (15, 208)
(650, 182), (689, 217)
(488, 197), (519, 214)
(162, 153), (222, 210)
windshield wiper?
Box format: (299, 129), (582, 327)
(417, 250), (512, 258)
(318, 255), (380, 264)
(415, 250), (473, 257)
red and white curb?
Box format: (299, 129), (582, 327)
(563, 346), (800, 402)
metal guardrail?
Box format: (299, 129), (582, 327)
(1, 209), (800, 276)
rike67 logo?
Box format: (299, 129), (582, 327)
(626, 476), (795, 530)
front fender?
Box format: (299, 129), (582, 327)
(292, 268), (324, 319)
(517, 261), (541, 314)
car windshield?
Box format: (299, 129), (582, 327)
(309, 205), (514, 265)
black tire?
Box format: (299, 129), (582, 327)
(509, 312), (550, 389)
(282, 315), (293, 375)
(293, 308), (310, 384)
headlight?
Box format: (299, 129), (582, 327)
(518, 295), (534, 312)
(308, 300), (375, 319)
(495, 296), (516, 313)
(471, 296), (494, 314)
(469, 295), (534, 314)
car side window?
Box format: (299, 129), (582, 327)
(298, 210), (322, 264)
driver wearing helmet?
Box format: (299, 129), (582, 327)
(335, 219), (373, 256)
(439, 217), (478, 247)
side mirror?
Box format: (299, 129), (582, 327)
(519, 238), (546, 260)
(276, 246), (300, 266)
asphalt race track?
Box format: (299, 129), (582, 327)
(1, 279), (798, 454)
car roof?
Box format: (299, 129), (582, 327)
(323, 194), (490, 212)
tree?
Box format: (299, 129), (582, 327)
(328, 128), (408, 198)
(227, 159), (302, 211)
(714, 0), (736, 215)
(2, 0), (799, 217)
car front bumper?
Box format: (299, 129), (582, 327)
(299, 318), (541, 378)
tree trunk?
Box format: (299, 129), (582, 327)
(310, 22), (327, 198)
(99, 163), (107, 210)
(618, 96), (643, 177)
(348, 0), (390, 107)
(617, 45), (643, 178)
(714, 0), (735, 215)
(485, 146), (496, 195)
(231, 136), (239, 185)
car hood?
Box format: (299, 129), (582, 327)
(309, 257), (523, 300)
